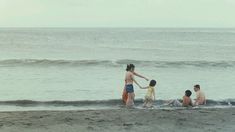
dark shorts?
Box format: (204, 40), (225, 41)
(126, 84), (134, 93)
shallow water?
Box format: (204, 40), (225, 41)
(0, 99), (233, 111)
(0, 28), (235, 110)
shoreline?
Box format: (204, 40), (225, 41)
(0, 108), (234, 132)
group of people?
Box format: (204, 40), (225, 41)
(122, 64), (206, 108)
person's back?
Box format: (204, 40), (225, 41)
(194, 85), (206, 105)
(182, 96), (192, 107)
(196, 90), (206, 105)
(182, 90), (192, 107)
(146, 86), (154, 99)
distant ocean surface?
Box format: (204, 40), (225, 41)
(0, 28), (235, 110)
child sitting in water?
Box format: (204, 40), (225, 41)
(168, 90), (193, 107)
(140, 80), (156, 108)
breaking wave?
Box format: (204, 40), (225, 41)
(0, 99), (234, 107)
(0, 59), (235, 68)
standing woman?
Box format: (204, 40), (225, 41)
(124, 64), (149, 107)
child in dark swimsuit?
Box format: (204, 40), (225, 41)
(167, 90), (193, 107)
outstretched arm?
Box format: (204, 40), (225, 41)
(140, 86), (149, 89)
(133, 72), (149, 81)
(130, 73), (142, 88)
(133, 78), (142, 88)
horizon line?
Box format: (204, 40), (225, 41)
(0, 27), (235, 29)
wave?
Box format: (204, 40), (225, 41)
(0, 99), (234, 107)
(0, 59), (235, 68)
(0, 59), (112, 67)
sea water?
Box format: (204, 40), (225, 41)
(0, 28), (235, 110)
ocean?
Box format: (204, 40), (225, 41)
(0, 28), (235, 110)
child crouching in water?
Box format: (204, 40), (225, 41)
(167, 90), (193, 107)
(140, 80), (156, 108)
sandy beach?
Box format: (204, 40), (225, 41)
(0, 108), (234, 132)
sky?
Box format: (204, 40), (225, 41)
(0, 0), (235, 27)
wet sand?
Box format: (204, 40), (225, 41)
(0, 108), (235, 132)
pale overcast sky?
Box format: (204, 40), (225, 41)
(0, 0), (235, 27)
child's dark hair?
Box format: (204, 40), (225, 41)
(149, 80), (157, 87)
(126, 64), (135, 71)
(194, 84), (200, 89)
(185, 90), (192, 97)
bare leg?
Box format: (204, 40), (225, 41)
(126, 92), (134, 107)
(126, 93), (132, 107)
(129, 93), (134, 106)
(167, 100), (174, 105)
(167, 100), (182, 107)
(148, 100), (153, 107)
(132, 93), (135, 105)
(143, 100), (148, 107)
